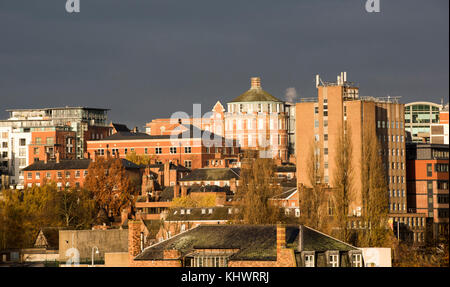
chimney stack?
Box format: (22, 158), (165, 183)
(163, 160), (170, 187)
(44, 152), (50, 164)
(181, 185), (188, 197)
(276, 224), (286, 253)
(55, 152), (60, 163)
(250, 77), (261, 89)
(298, 225), (304, 252)
(173, 183), (180, 199)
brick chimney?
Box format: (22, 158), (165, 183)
(84, 152), (90, 159)
(173, 184), (180, 199)
(44, 152), (50, 164)
(92, 151), (97, 162)
(229, 178), (237, 193)
(298, 225), (304, 252)
(250, 77), (261, 89)
(128, 220), (142, 266)
(276, 224), (286, 254)
(181, 185), (188, 197)
(55, 152), (60, 163)
(163, 160), (170, 187)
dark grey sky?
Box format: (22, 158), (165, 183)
(0, 0), (448, 129)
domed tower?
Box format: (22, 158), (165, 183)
(225, 77), (289, 162)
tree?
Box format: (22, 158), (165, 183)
(358, 129), (390, 247)
(84, 157), (139, 220)
(233, 151), (281, 224)
(331, 127), (354, 243)
(299, 138), (329, 232)
(0, 184), (97, 249)
(57, 188), (97, 229)
(125, 151), (156, 166)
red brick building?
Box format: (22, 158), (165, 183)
(406, 142), (449, 243)
(28, 127), (77, 164)
(87, 124), (240, 170)
(22, 155), (141, 190)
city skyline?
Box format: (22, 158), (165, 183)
(1, 0), (448, 129)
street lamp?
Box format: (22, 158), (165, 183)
(91, 246), (99, 267)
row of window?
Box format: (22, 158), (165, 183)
(393, 216), (425, 228)
(391, 162), (405, 170)
(27, 181), (81, 188)
(390, 189), (406, 198)
(303, 252), (362, 267)
(388, 176), (405, 184)
(390, 203), (406, 212)
(377, 120), (404, 130)
(27, 170), (88, 180)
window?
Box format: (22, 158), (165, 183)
(27, 172), (32, 179)
(84, 170), (88, 177)
(124, 148), (128, 155)
(201, 209), (206, 214)
(170, 147), (177, 154)
(19, 138), (26, 146)
(75, 170), (81, 178)
(155, 147), (162, 154)
(144, 148), (148, 154)
(329, 253), (339, 267)
(46, 172), (51, 179)
(184, 147), (191, 153)
(19, 148), (26, 157)
(435, 164), (449, 173)
(184, 160), (192, 168)
(427, 163), (433, 177)
(57, 172), (62, 179)
(66, 171), (71, 178)
(351, 253), (363, 267)
(46, 137), (54, 145)
(36, 172), (40, 179)
(304, 254), (315, 267)
(324, 148), (328, 155)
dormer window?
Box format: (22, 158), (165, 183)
(327, 251), (339, 267)
(349, 250), (363, 267)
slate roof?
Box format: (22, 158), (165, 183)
(230, 87), (282, 103)
(179, 168), (240, 182)
(272, 187), (297, 200)
(98, 124), (225, 142)
(22, 159), (92, 171)
(111, 123), (130, 132)
(22, 158), (140, 171)
(134, 224), (358, 261)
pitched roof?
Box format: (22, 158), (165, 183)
(22, 158), (140, 171)
(34, 227), (61, 250)
(179, 168), (240, 182)
(22, 159), (92, 171)
(134, 224), (358, 261)
(230, 88), (282, 103)
(94, 124), (225, 142)
(272, 187), (297, 200)
(111, 123), (130, 132)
